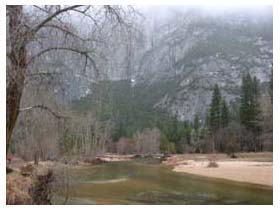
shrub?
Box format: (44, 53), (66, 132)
(207, 160), (219, 168)
(160, 134), (176, 154)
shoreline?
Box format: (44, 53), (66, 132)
(7, 152), (273, 187)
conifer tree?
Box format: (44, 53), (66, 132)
(221, 99), (230, 128)
(209, 84), (222, 131)
(240, 73), (262, 150)
(240, 73), (251, 128)
(269, 64), (273, 104)
(184, 122), (192, 145)
(193, 114), (200, 133)
(192, 114), (200, 148)
(240, 73), (262, 132)
(251, 76), (262, 133)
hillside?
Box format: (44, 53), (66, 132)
(72, 7), (272, 124)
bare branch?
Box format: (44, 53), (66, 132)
(19, 104), (69, 119)
(33, 6), (65, 27)
(33, 5), (49, 14)
(39, 23), (104, 44)
(27, 46), (100, 78)
(41, 23), (103, 44)
(27, 47), (94, 65)
(33, 5), (82, 33)
(43, 24), (86, 40)
(72, 7), (99, 25)
(83, 56), (88, 72)
(26, 71), (62, 77)
(104, 5), (124, 24)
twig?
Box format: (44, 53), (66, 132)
(27, 47), (95, 65)
(19, 104), (69, 119)
(33, 5), (82, 33)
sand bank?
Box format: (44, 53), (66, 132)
(164, 153), (272, 187)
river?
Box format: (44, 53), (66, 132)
(53, 160), (272, 204)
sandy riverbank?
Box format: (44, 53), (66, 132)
(96, 154), (137, 162)
(163, 153), (273, 187)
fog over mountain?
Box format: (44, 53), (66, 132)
(23, 6), (272, 122)
(62, 6), (272, 122)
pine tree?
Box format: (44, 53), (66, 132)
(240, 73), (262, 132)
(251, 76), (262, 133)
(221, 99), (229, 128)
(209, 84), (222, 132)
(240, 73), (251, 128)
(184, 122), (192, 145)
(205, 111), (211, 129)
(240, 73), (262, 150)
(193, 114), (200, 133)
(192, 114), (200, 148)
(269, 64), (273, 104)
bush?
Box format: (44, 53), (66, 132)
(225, 125), (240, 158)
(6, 174), (32, 204)
(168, 142), (176, 154)
(160, 135), (176, 154)
(29, 169), (54, 204)
(207, 160), (219, 168)
(226, 140), (239, 158)
(133, 128), (161, 155)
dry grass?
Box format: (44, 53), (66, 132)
(6, 172), (32, 204)
(6, 158), (56, 205)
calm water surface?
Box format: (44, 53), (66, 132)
(57, 160), (272, 204)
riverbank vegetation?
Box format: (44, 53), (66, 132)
(11, 71), (272, 160)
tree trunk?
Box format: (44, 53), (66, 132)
(6, 6), (27, 155)
(34, 151), (39, 165)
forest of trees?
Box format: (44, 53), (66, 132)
(205, 71), (272, 154)
(10, 71), (273, 159)
(53, 70), (272, 157)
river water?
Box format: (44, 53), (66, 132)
(55, 160), (272, 204)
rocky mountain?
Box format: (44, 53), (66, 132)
(69, 6), (272, 123)
(132, 6), (273, 121)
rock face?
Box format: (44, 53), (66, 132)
(133, 7), (273, 121)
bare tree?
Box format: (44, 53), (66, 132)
(6, 5), (136, 155)
(133, 128), (161, 155)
